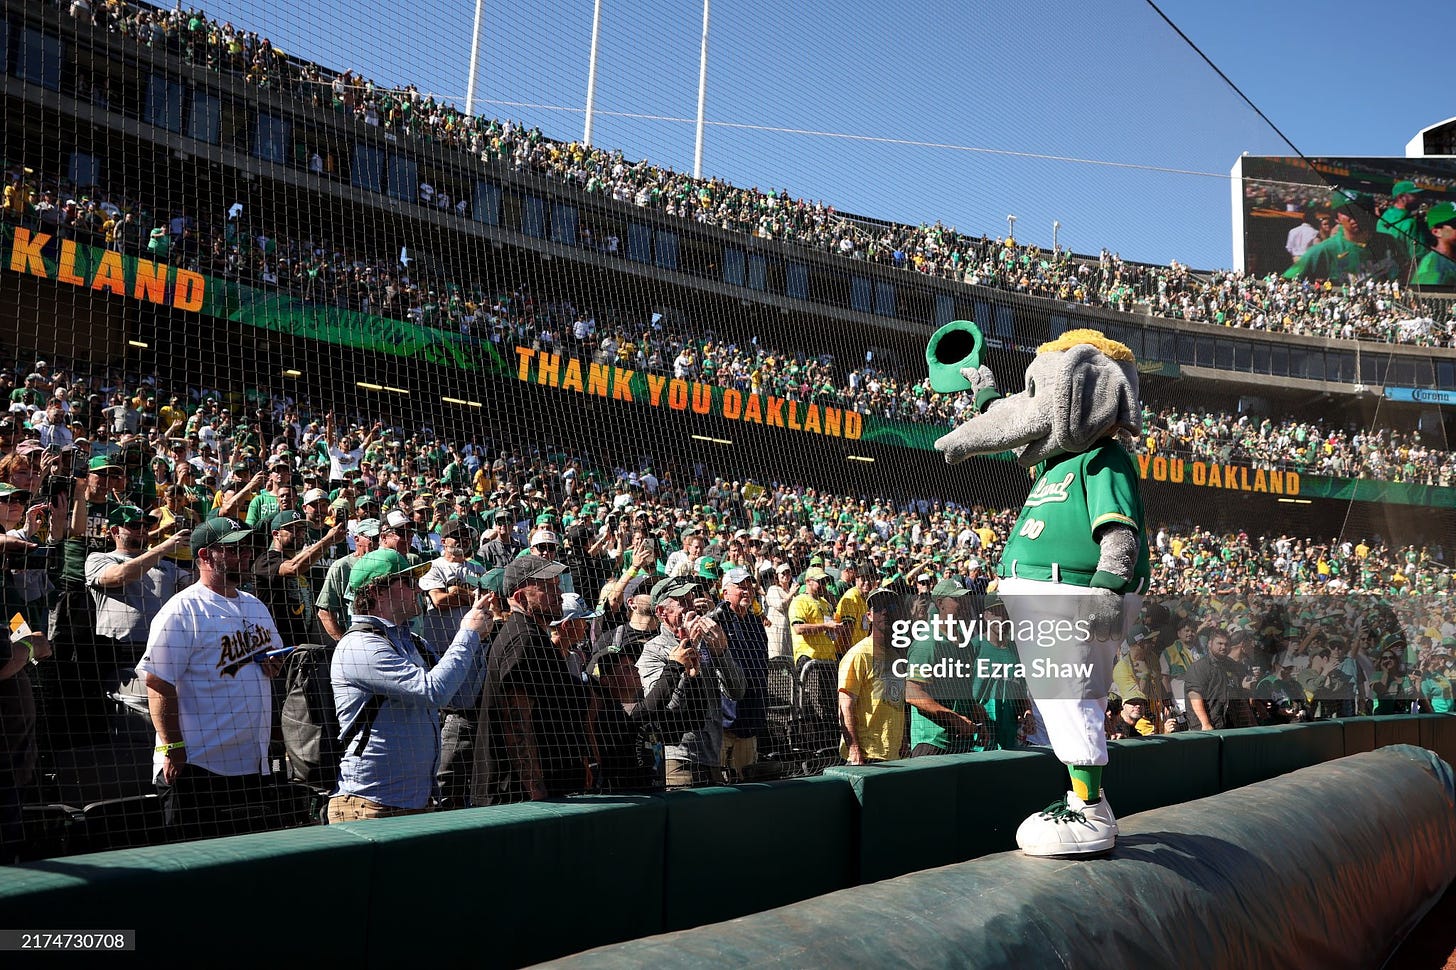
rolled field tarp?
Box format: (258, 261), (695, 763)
(542, 745), (1456, 970)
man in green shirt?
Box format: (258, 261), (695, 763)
(1414, 202), (1456, 286)
(1284, 190), (1405, 282)
(1377, 180), (1429, 263)
(904, 578), (987, 756)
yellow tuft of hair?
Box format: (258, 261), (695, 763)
(1036, 328), (1134, 362)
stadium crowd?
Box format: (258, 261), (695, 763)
(36, 0), (1456, 349)
(3, 348), (1455, 861)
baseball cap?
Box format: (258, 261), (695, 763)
(190, 516), (253, 556)
(1121, 688), (1149, 704)
(550, 592), (602, 626)
(721, 566), (756, 587)
(697, 556), (721, 580)
(775, 562), (793, 575)
(1426, 202), (1456, 230)
(0, 482), (31, 503)
(301, 487), (327, 505)
(530, 528), (560, 548)
(349, 518), (382, 539)
(88, 454), (124, 472)
(502, 554), (568, 596)
(383, 508), (412, 532)
(931, 578), (972, 598)
(440, 519), (477, 542)
(271, 509), (305, 531)
(1329, 188), (1369, 213)
(804, 566), (829, 582)
(866, 587), (901, 613)
(650, 576), (696, 606)
(107, 505), (146, 526)
(587, 643), (632, 679)
(348, 549), (429, 593)
(1391, 180), (1423, 197)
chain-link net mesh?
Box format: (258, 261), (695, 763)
(1, 0), (1454, 866)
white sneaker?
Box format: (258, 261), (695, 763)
(1015, 792), (1118, 857)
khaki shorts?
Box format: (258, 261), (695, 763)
(326, 794), (431, 823)
(720, 733), (758, 772)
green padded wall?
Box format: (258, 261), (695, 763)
(1375, 714), (1426, 751)
(1217, 721), (1346, 791)
(662, 776), (857, 931)
(1342, 717), (1377, 757)
(0, 825), (376, 963)
(346, 797), (666, 968)
(1103, 732), (1222, 817)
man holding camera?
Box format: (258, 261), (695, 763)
(637, 577), (743, 788)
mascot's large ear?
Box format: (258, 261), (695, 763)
(1052, 346), (1141, 453)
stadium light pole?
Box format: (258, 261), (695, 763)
(1053, 220), (1060, 252)
(1007, 214), (1016, 241)
(583, 0), (603, 145)
(464, 0), (484, 117)
(693, 0), (710, 179)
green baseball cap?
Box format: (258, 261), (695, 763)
(650, 577), (696, 606)
(925, 319), (984, 393)
(270, 509), (305, 531)
(190, 516), (254, 556)
(107, 505), (146, 526)
(1391, 180), (1422, 197)
(1427, 202), (1456, 230)
(349, 549), (429, 593)
(697, 556), (721, 579)
(931, 578), (972, 598)
(88, 454), (124, 472)
(1329, 188), (1369, 213)
(0, 482), (32, 503)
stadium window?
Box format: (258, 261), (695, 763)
(747, 253), (767, 291)
(1177, 334), (1197, 367)
(521, 195), (547, 238)
(1233, 342), (1253, 372)
(1159, 332), (1178, 363)
(992, 303), (1015, 338)
(67, 152), (100, 190)
(678, 234), (718, 277)
(351, 142), (384, 192)
(253, 112), (291, 164)
(1304, 350), (1325, 382)
(221, 100), (250, 152)
(786, 261), (809, 299)
(722, 246), (746, 285)
(387, 155), (418, 202)
(1252, 343), (1270, 373)
(874, 282), (897, 317)
(1326, 351), (1353, 383)
(934, 294), (956, 326)
(1214, 340), (1234, 371)
(850, 276), (872, 313)
(1195, 337), (1215, 367)
(1360, 354), (1387, 386)
(1437, 362), (1455, 390)
(552, 203), (577, 245)
(654, 230), (678, 269)
(188, 88), (221, 144)
(17, 27), (61, 91)
(815, 270), (851, 308)
(626, 223), (652, 263)
(1412, 358), (1434, 388)
(472, 181), (500, 225)
(143, 74), (183, 132)
(1389, 358), (1420, 388)
(764, 257), (785, 295)
(900, 288), (931, 324)
(1269, 346), (1289, 378)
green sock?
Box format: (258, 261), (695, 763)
(1069, 765), (1102, 805)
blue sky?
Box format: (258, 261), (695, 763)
(202, 0), (1453, 269)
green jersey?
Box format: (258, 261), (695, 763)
(1283, 231), (1403, 282)
(906, 609), (979, 753)
(1414, 250), (1456, 286)
(999, 440), (1150, 592)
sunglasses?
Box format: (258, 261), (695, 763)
(534, 544), (558, 553)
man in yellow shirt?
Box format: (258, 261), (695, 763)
(834, 566), (872, 641)
(839, 589), (908, 763)
(790, 567), (842, 666)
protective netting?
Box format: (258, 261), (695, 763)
(1, 0), (1455, 866)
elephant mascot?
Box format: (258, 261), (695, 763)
(934, 327), (1149, 856)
